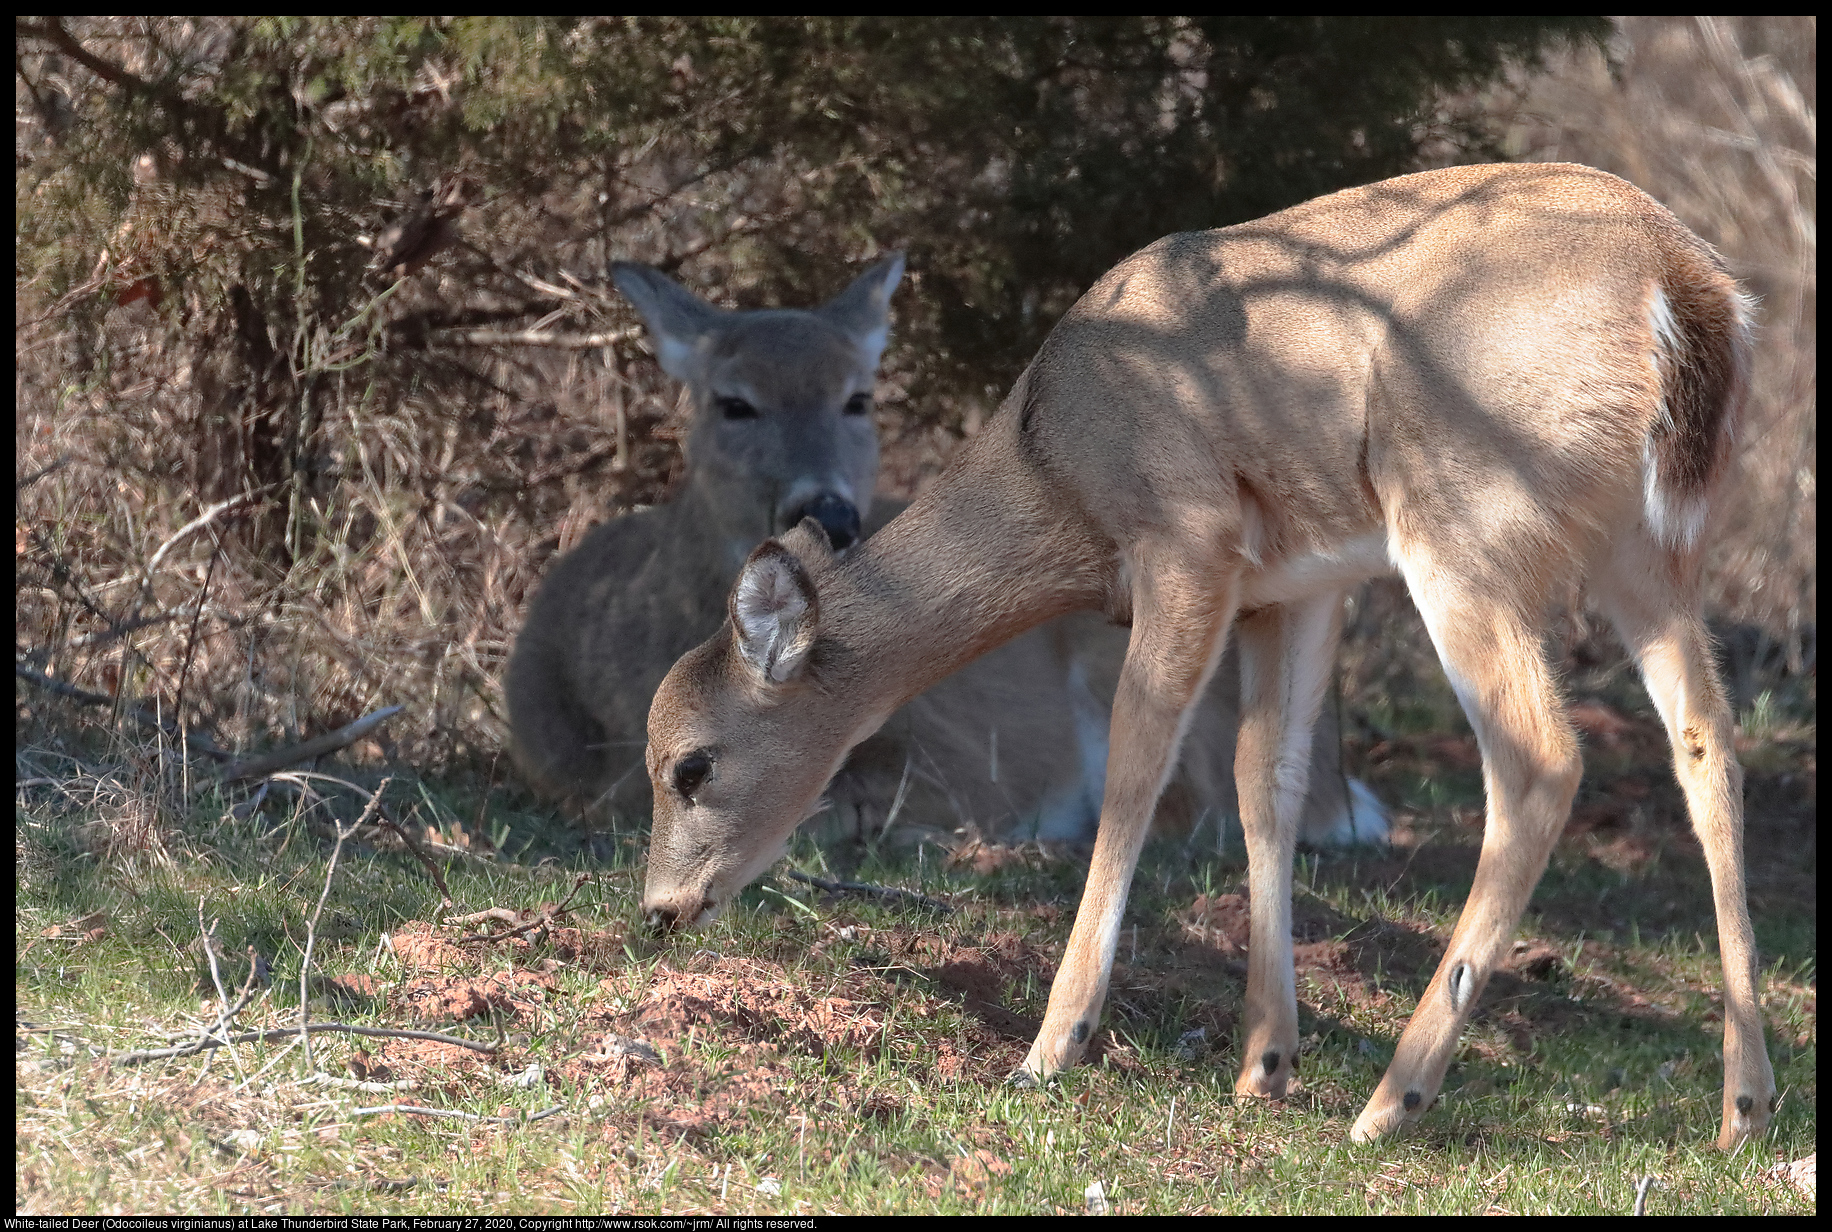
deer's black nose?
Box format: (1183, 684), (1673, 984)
(784, 493), (861, 552)
(642, 892), (714, 934)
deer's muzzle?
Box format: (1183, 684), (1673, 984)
(781, 492), (861, 552)
(641, 887), (718, 933)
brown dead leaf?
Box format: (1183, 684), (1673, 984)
(949, 1148), (1012, 1196)
(1570, 700), (1635, 749)
(1179, 893), (1250, 955)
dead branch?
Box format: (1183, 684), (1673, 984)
(140, 492), (260, 595)
(23, 522), (171, 688)
(14, 664), (232, 760)
(451, 874), (592, 944)
(351, 1103), (565, 1124)
(171, 541), (221, 721)
(15, 19), (153, 93)
(783, 869), (955, 914)
(16, 453), (71, 490)
(196, 901), (250, 1080)
(298, 778), (389, 1069)
(111, 1021), (501, 1065)
(375, 817), (456, 903)
(219, 705), (405, 781)
(429, 326), (637, 349)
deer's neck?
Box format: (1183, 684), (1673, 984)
(673, 481), (776, 581)
(819, 418), (1108, 716)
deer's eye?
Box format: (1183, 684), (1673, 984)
(717, 397), (758, 421)
(844, 393), (872, 417)
(671, 750), (714, 802)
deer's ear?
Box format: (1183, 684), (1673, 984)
(730, 540), (820, 685)
(819, 251), (904, 368)
(610, 262), (724, 383)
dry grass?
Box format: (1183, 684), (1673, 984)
(15, 713), (1816, 1212)
(18, 19), (1814, 776)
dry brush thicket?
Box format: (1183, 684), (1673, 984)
(1508, 15), (1815, 662)
(15, 17), (1814, 803)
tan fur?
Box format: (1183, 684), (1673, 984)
(508, 257), (1380, 846)
(642, 164), (1773, 1151)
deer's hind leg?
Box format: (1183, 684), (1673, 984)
(1351, 536), (1583, 1143)
(1232, 590), (1347, 1100)
(1593, 531), (1774, 1150)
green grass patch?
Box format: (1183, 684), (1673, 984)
(16, 723), (1815, 1214)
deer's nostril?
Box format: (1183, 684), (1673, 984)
(644, 896), (715, 934)
(786, 493), (860, 552)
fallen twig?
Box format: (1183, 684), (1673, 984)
(451, 874), (592, 944)
(783, 869), (954, 914)
(140, 492), (260, 595)
(16, 453), (72, 490)
(14, 663), (232, 759)
(220, 705), (404, 781)
(196, 905), (261, 1081)
(111, 1021), (500, 1065)
(429, 327), (636, 349)
(352, 1103), (565, 1125)
(298, 778), (389, 1069)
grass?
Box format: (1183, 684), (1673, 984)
(14, 697), (1816, 1215)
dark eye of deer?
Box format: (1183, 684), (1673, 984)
(844, 393), (871, 416)
(672, 751), (713, 802)
(718, 397), (758, 421)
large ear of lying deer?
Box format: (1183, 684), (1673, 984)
(818, 251), (905, 368)
(730, 538), (822, 685)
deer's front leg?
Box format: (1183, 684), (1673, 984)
(1022, 561), (1238, 1080)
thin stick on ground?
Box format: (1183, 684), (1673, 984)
(138, 492), (260, 598)
(351, 1103), (565, 1125)
(196, 899), (251, 1083)
(14, 664), (232, 759)
(221, 706), (405, 782)
(111, 1021), (502, 1065)
(450, 873), (593, 944)
(783, 869), (954, 914)
(298, 777), (390, 1070)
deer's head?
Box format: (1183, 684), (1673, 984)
(639, 521), (877, 928)
(610, 254), (904, 557)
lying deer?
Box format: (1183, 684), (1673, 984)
(507, 256), (1385, 846)
(639, 163), (1774, 1150)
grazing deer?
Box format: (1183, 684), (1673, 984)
(640, 163), (1774, 1150)
(508, 255), (1387, 847)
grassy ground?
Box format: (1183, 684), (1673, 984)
(15, 691), (1815, 1215)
